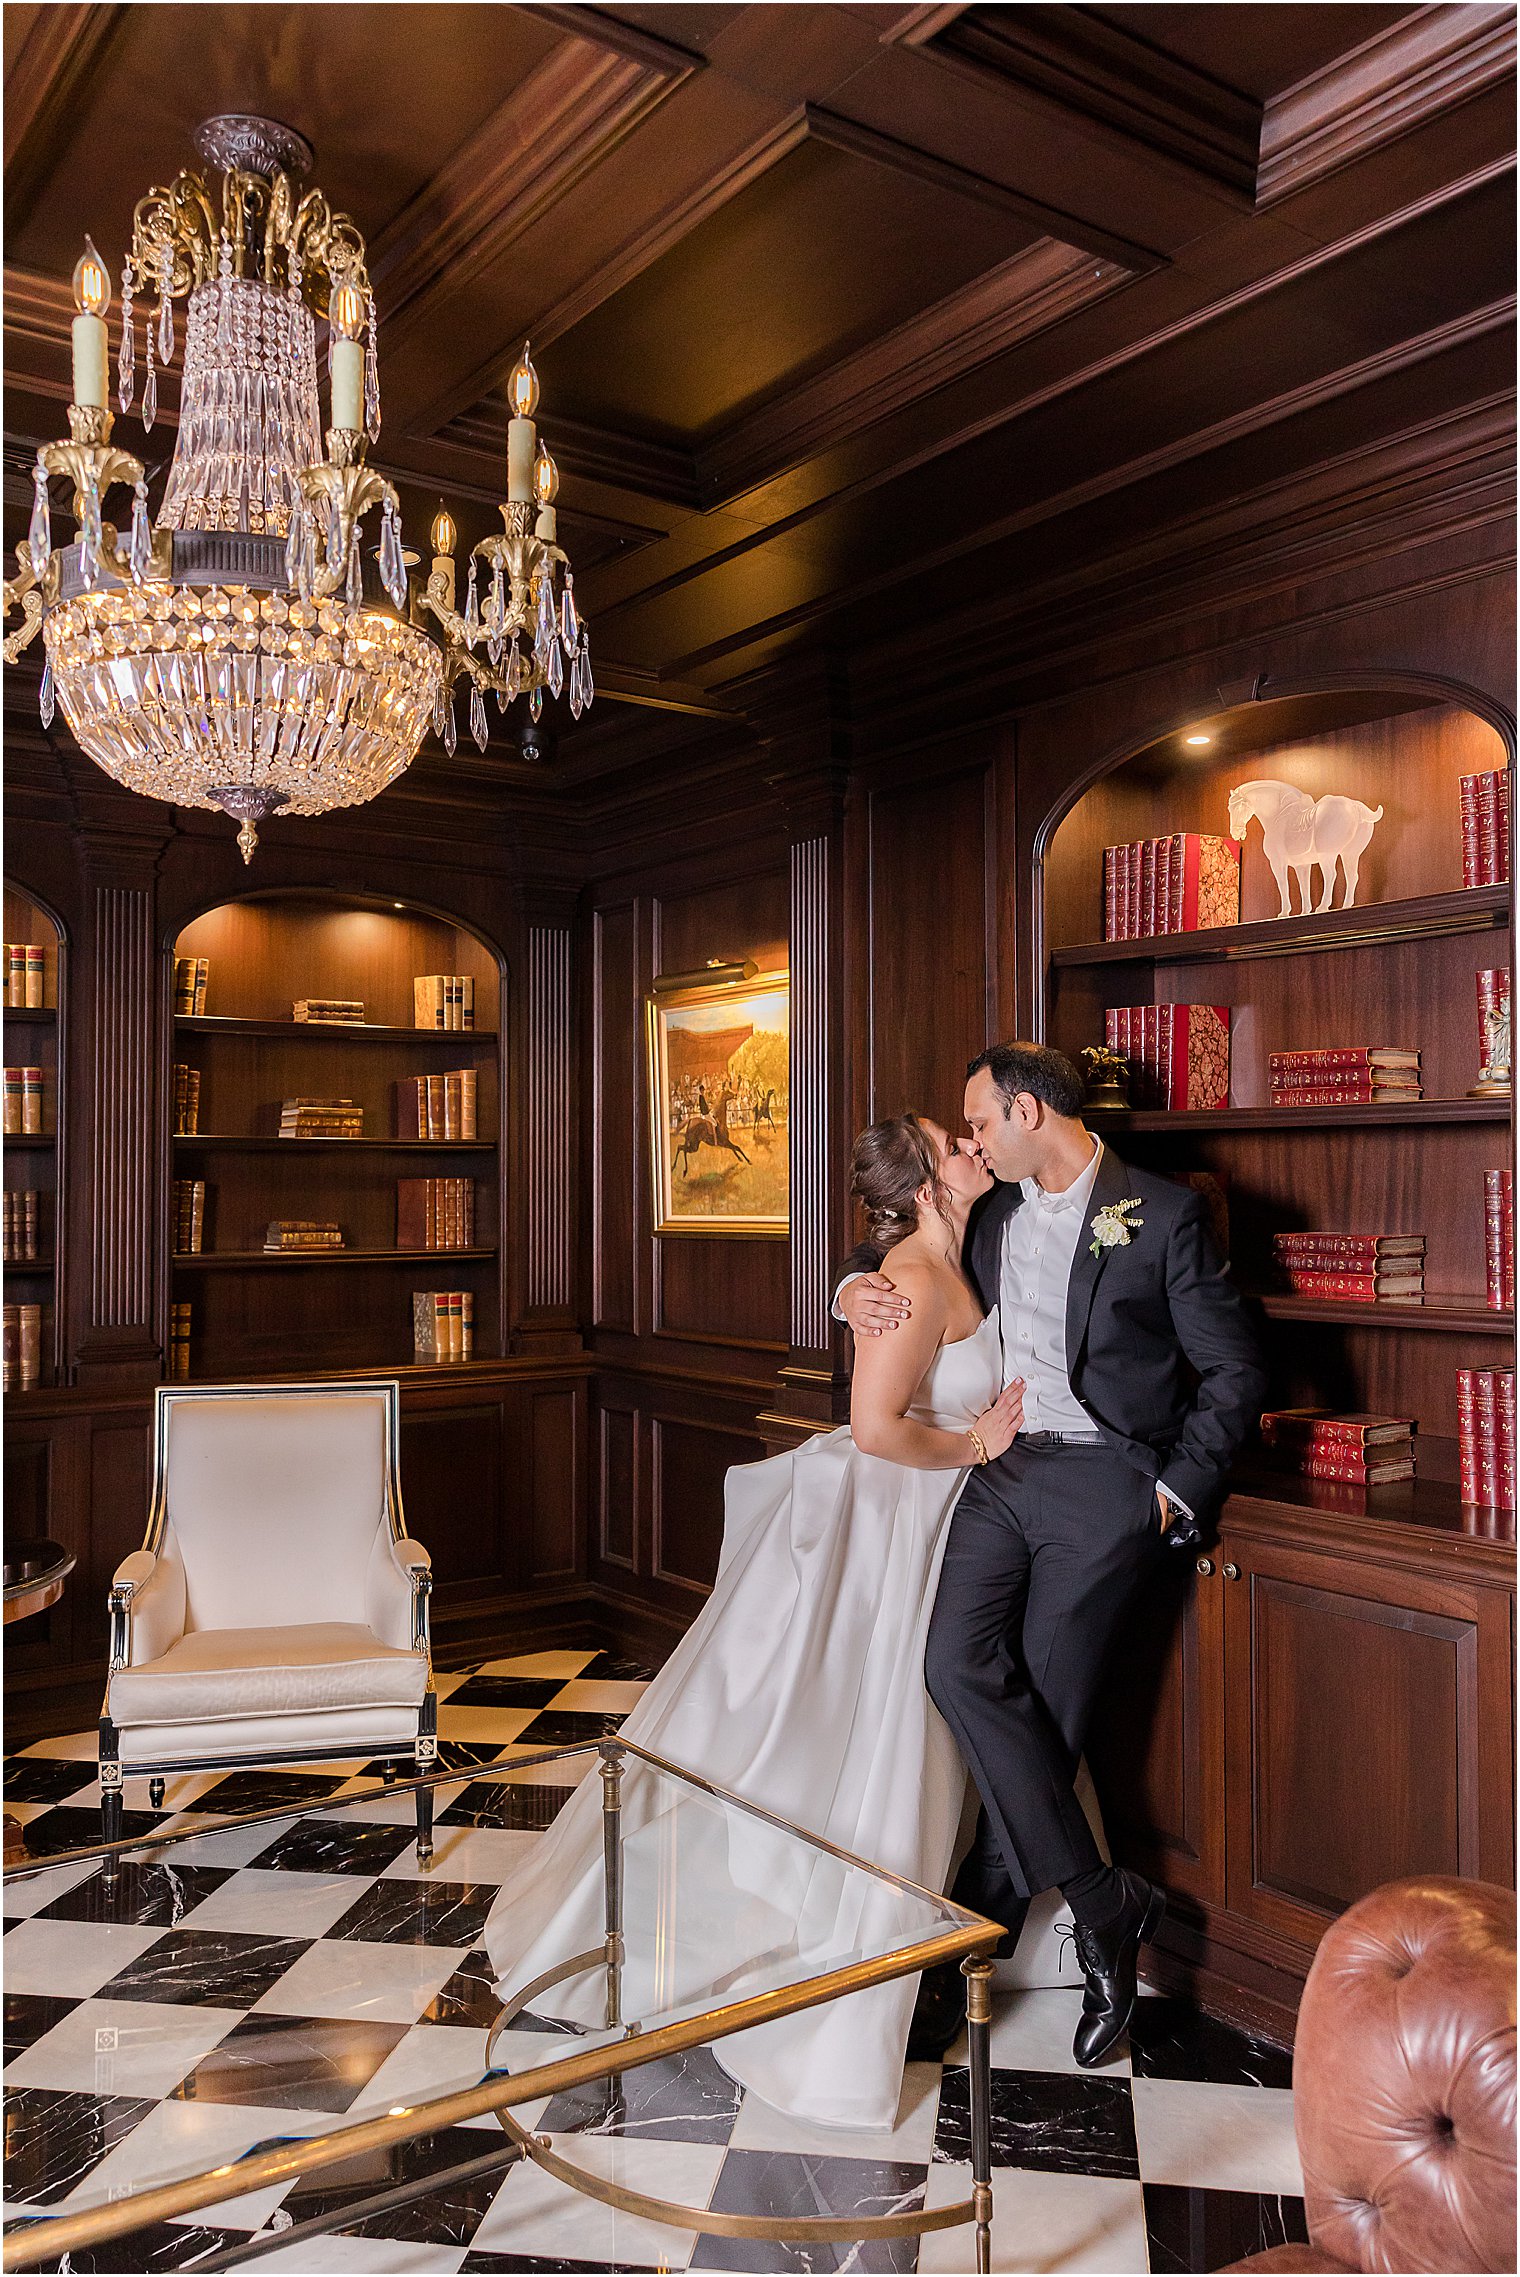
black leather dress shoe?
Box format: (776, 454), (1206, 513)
(1071, 1870), (1166, 2068)
(906, 1961), (966, 2062)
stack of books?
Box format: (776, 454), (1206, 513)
(264, 1221), (344, 1252)
(3, 1192), (40, 1262)
(394, 1070), (479, 1138)
(1102, 834), (1240, 941)
(279, 1098), (365, 1138)
(4, 943), (45, 1007)
(1260, 1408), (1416, 1486)
(1485, 1171), (1514, 1312)
(1271, 1230), (1425, 1303)
(1460, 769), (1511, 888)
(397, 1178), (476, 1250)
(1104, 1004), (1230, 1109)
(3, 1302), (43, 1390)
(1457, 1369), (1516, 1509)
(293, 999), (366, 1024)
(413, 1289), (474, 1362)
(1267, 1046), (1421, 1107)
(172, 1062), (201, 1135)
(3, 1068), (45, 1134)
(172, 1179), (206, 1254)
(168, 1301), (192, 1382)
(414, 975), (475, 1030)
(174, 956), (210, 1015)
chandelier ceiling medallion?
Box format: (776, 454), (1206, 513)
(2, 113), (594, 860)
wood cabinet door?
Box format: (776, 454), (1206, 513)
(1221, 1531), (1514, 1949)
(1087, 1553), (1225, 1908)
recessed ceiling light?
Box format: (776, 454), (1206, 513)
(1184, 733), (1212, 747)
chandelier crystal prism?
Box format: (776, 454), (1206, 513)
(2, 113), (593, 861)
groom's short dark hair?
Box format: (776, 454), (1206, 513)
(966, 1041), (1085, 1119)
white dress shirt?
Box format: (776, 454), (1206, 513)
(1000, 1134), (1104, 1429)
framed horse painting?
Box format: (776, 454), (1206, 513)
(646, 968), (790, 1235)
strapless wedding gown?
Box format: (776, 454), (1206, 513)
(484, 1310), (1003, 2130)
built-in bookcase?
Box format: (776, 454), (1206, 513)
(3, 884), (63, 1389)
(1041, 689), (1513, 1499)
(167, 892), (504, 1378)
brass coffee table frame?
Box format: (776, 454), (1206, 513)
(2, 1736), (1001, 2274)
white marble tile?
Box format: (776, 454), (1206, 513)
(178, 1867), (366, 1939)
(436, 1707), (542, 1745)
(17, 1732), (99, 1763)
(544, 1679), (650, 1714)
(491, 1745), (599, 1786)
(920, 2162), (1150, 2274)
(475, 1650), (599, 1680)
(943, 1988), (1131, 2079)
(1131, 2076), (1302, 2193)
(469, 2132), (722, 2266)
(5, 1996), (243, 2099)
(249, 2235), (468, 2273)
(63, 2095), (333, 2231)
(149, 1814), (304, 1867)
(381, 1824), (537, 1884)
(728, 2057), (944, 2164)
(1, 1915), (166, 1997)
(1, 1855), (102, 1917)
(346, 2020), (533, 2132)
(254, 1936), (469, 2026)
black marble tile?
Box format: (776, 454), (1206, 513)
(690, 2148), (927, 2274)
(424, 1947), (504, 2027)
(355, 1741), (505, 1777)
(4, 1992), (82, 2062)
(1128, 1997), (1294, 2089)
(581, 1654), (660, 1682)
(512, 1711), (627, 1745)
(462, 2259), (661, 2274)
(444, 1676), (566, 1709)
(170, 2009), (409, 2113)
(326, 1876), (497, 1948)
(933, 2065), (1140, 2180)
(97, 1927), (314, 2009)
(2, 1754), (96, 1806)
(38, 1859), (231, 1929)
(12, 1805), (166, 1861)
(276, 2123), (511, 2245)
(0, 2217), (246, 2270)
(538, 2044), (742, 2145)
(1143, 2181), (1310, 2273)
(440, 1779), (580, 1832)
(191, 1769), (351, 1816)
(246, 1815), (419, 1876)
(1, 2085), (156, 2207)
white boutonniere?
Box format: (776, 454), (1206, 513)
(1089, 1197), (1144, 1259)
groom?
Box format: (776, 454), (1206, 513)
(836, 1042), (1265, 2065)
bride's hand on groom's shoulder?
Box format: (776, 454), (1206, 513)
(974, 1379), (1025, 1461)
(840, 1272), (911, 1338)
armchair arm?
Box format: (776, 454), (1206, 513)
(365, 1530), (432, 1656)
(108, 1547), (186, 1669)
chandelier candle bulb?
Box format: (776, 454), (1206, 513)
(535, 506), (557, 542)
(328, 278), (367, 432)
(507, 417), (535, 503)
(70, 237), (111, 408)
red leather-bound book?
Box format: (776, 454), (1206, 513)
(1140, 839), (1157, 939)
(1457, 1367), (1480, 1501)
(1282, 1269), (1423, 1300)
(1270, 1084), (1421, 1108)
(1268, 1047), (1420, 1077)
(1272, 1233), (1426, 1264)
(1169, 834), (1241, 932)
(1103, 847), (1118, 941)
(1484, 1170), (1514, 1311)
(1460, 773), (1484, 888)
(1261, 1408), (1415, 1448)
(1497, 1371), (1516, 1508)
(1282, 1449), (1416, 1485)
(1161, 1004), (1230, 1109)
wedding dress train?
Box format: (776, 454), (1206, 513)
(483, 1311), (1003, 2130)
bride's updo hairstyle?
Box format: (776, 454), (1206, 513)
(851, 1114), (945, 1250)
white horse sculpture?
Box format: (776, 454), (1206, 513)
(1227, 779), (1383, 917)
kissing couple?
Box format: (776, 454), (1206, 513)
(486, 1041), (1266, 2131)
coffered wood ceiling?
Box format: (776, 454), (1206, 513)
(4, 2), (1515, 790)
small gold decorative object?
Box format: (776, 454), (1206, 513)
(1089, 1197), (1144, 1259)
(1079, 1043), (1130, 1110)
(1470, 1001), (1513, 1098)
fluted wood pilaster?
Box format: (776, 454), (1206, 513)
(524, 921), (574, 1314)
(88, 885), (154, 1330)
(789, 832), (836, 1358)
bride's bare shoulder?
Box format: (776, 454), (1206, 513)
(877, 1252), (950, 1311)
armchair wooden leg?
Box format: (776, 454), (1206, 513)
(98, 1715), (123, 1868)
(415, 1688), (438, 1867)
(148, 1776), (165, 1810)
(415, 1777), (435, 1867)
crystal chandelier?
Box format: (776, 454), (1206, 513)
(2, 115), (593, 860)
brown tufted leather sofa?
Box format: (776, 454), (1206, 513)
(1225, 1876), (1516, 2274)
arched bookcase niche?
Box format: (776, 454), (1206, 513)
(1036, 676), (1514, 1493)
(166, 889), (507, 1380)
(3, 880), (67, 1389)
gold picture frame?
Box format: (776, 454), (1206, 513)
(647, 969), (789, 1237)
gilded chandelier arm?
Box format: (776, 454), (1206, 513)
(2, 555), (43, 661)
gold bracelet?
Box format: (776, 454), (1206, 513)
(966, 1426), (989, 1466)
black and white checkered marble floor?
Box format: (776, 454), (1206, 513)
(4, 1649), (1306, 2274)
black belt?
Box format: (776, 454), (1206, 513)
(1018, 1429), (1105, 1449)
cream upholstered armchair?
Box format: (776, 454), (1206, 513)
(101, 1380), (438, 1858)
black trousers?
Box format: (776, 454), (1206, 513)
(925, 1441), (1160, 1933)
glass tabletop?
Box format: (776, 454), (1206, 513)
(2, 1738), (994, 2269)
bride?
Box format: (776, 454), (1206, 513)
(483, 1112), (1021, 2130)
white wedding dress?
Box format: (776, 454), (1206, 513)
(483, 1310), (1003, 2130)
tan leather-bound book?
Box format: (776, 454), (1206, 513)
(18, 1302), (41, 1390)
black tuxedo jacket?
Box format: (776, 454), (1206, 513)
(840, 1144), (1267, 1516)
